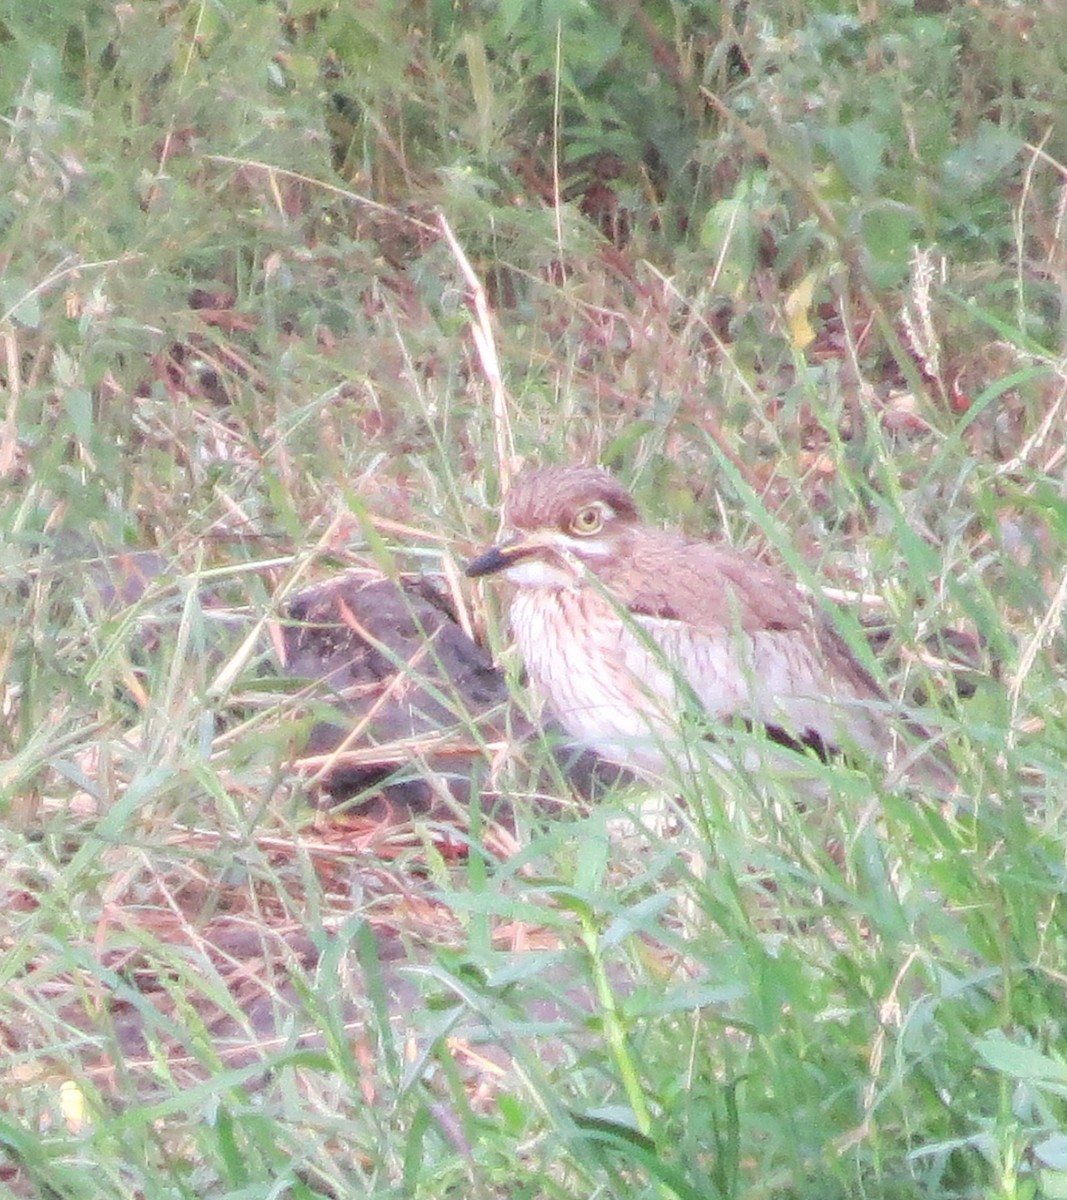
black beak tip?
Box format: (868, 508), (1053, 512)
(465, 546), (509, 578)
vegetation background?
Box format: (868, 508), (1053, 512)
(1, 0), (1065, 1196)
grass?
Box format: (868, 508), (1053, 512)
(2, 0), (1066, 1196)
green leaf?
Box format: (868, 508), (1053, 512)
(498, 1092), (528, 1136)
(63, 388), (94, 446)
(941, 122), (1022, 197)
(699, 171), (773, 295)
(975, 1033), (1067, 1089)
(602, 892), (673, 947)
(570, 1104), (655, 1150)
(0, 276), (41, 328)
(574, 826), (609, 892)
(860, 203), (922, 287)
(1035, 1135), (1067, 1172)
(818, 121), (887, 196)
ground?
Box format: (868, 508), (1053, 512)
(2, 2), (1066, 1197)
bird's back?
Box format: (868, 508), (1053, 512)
(577, 526), (935, 773)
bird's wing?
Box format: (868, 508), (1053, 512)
(617, 537), (815, 636)
(626, 611), (887, 758)
(600, 534), (888, 753)
(617, 536), (885, 699)
(601, 532), (956, 787)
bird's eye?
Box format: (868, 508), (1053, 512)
(570, 505), (604, 536)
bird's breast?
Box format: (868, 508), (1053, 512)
(508, 585), (688, 774)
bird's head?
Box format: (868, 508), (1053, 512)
(466, 466), (640, 587)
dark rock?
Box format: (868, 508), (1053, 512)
(282, 570), (628, 814)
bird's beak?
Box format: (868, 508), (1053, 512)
(465, 534), (540, 578)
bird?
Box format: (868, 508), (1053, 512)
(465, 464), (955, 791)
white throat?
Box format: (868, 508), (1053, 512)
(503, 558), (576, 588)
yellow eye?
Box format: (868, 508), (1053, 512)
(570, 504), (604, 536)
